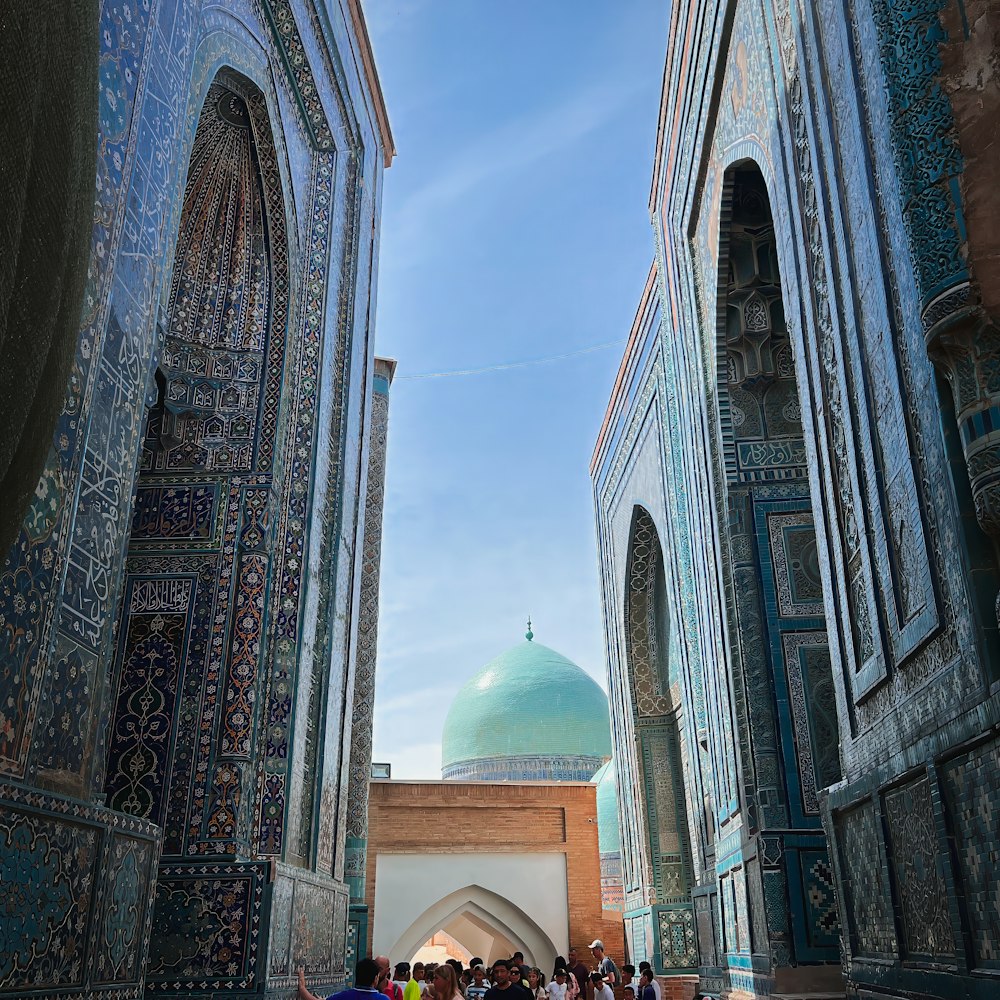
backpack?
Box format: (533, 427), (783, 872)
(600, 958), (618, 985)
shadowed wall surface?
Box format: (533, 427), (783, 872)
(0, 0), (99, 555)
(0, 1), (392, 996)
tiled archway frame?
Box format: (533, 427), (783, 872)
(653, 0), (984, 993)
(0, 0), (384, 996)
(678, 5), (848, 991)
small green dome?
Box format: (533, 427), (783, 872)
(441, 639), (612, 777)
(593, 759), (621, 855)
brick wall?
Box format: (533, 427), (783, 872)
(366, 780), (615, 961)
(656, 975), (698, 1000)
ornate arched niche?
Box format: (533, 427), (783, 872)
(623, 505), (696, 969)
(103, 72), (290, 860)
(625, 506), (673, 719)
(709, 161), (842, 970)
(714, 163), (842, 821)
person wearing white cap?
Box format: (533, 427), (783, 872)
(587, 942), (617, 988)
(467, 966), (489, 1000)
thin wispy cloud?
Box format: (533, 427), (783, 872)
(375, 683), (455, 716)
(389, 78), (647, 252)
(368, 0), (667, 778)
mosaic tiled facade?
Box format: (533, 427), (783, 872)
(592, 2), (1000, 999)
(442, 756), (606, 783)
(0, 1), (393, 996)
(345, 357), (394, 979)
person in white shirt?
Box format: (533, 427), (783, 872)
(546, 968), (569, 1000)
(393, 963), (412, 1000)
(589, 973), (613, 1000)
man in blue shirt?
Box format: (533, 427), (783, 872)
(485, 960), (532, 1000)
(298, 957), (383, 1000)
(637, 968), (656, 1000)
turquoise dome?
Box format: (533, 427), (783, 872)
(593, 759), (621, 855)
(441, 639), (612, 780)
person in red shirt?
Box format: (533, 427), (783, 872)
(376, 956), (403, 1000)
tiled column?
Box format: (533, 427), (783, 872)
(346, 358), (394, 912)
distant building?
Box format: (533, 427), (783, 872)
(365, 780), (623, 971)
(365, 629), (624, 969)
(441, 629), (612, 781)
(593, 760), (624, 912)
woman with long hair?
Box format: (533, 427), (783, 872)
(423, 965), (439, 1000)
(430, 963), (463, 1000)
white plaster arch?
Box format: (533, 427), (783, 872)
(391, 888), (554, 968)
(373, 853), (566, 973)
(440, 911), (515, 965)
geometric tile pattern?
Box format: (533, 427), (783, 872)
(601, 853), (625, 911)
(625, 507), (672, 719)
(657, 905), (698, 969)
(345, 370), (392, 902)
(718, 163), (839, 972)
(442, 754), (606, 783)
(883, 774), (954, 960)
(694, 893), (718, 968)
(769, 515), (824, 617)
(0, 779), (160, 998)
(941, 738), (1000, 969)
(590, 0), (997, 998)
(801, 853), (840, 951)
(0, 4), (390, 1000)
(621, 502), (698, 970)
(105, 76), (288, 865)
(836, 802), (895, 958)
(783, 634), (840, 815)
(0, 812), (98, 991)
(145, 863), (266, 992)
(346, 918), (359, 980)
(0, 0), (160, 781)
(640, 723), (693, 905)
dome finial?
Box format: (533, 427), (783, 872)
(525, 615), (533, 642)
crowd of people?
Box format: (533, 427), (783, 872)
(298, 941), (664, 1000)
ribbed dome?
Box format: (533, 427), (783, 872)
(441, 639), (611, 780)
(592, 759), (621, 854)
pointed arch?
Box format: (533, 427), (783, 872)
(705, 158), (843, 967)
(619, 504), (695, 968)
(104, 66), (290, 858)
(386, 885), (557, 971)
(624, 505), (674, 717)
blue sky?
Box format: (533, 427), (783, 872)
(363, 1), (668, 777)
